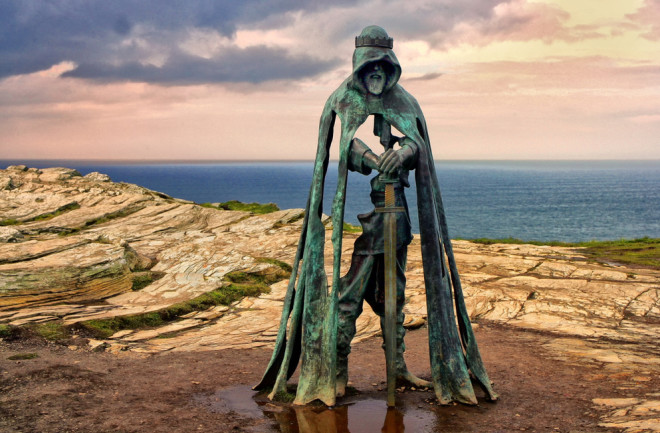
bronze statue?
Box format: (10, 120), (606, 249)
(256, 25), (497, 407)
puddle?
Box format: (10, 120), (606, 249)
(197, 385), (265, 419)
(263, 398), (435, 432)
(196, 386), (439, 432)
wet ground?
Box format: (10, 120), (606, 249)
(197, 385), (482, 432)
(3, 323), (654, 432)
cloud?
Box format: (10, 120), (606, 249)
(292, 0), (601, 51)
(62, 46), (339, 84)
(0, 0), (349, 83)
(1, 0), (611, 86)
(626, 0), (660, 41)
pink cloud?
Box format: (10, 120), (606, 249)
(627, 0), (660, 41)
(436, 0), (604, 48)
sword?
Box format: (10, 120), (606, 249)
(374, 115), (404, 407)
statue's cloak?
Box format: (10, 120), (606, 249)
(255, 43), (497, 406)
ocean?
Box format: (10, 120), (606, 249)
(3, 160), (659, 242)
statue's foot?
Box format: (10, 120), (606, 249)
(397, 370), (432, 388)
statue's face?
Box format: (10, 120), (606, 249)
(363, 62), (386, 95)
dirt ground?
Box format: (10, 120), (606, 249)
(1, 322), (648, 433)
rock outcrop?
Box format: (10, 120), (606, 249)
(1, 165), (658, 431)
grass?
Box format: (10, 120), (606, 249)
(0, 218), (20, 226)
(82, 207), (138, 227)
(0, 323), (13, 338)
(464, 237), (660, 269)
(32, 322), (70, 341)
(58, 206), (142, 236)
(3, 259), (292, 342)
(577, 238), (660, 268)
(272, 390), (296, 403)
(131, 272), (154, 291)
(256, 257), (293, 273)
(75, 260), (291, 339)
(257, 385), (297, 403)
(342, 221), (363, 233)
(463, 237), (569, 247)
(201, 200), (279, 215)
(79, 313), (165, 339)
(30, 202), (81, 222)
(7, 353), (39, 360)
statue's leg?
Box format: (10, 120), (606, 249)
(374, 248), (432, 388)
(337, 252), (375, 397)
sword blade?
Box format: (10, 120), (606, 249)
(383, 183), (397, 407)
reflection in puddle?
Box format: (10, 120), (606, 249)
(198, 386), (438, 432)
(270, 402), (417, 433)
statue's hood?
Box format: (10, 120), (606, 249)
(350, 40), (401, 94)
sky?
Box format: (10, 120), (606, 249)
(1, 0), (659, 161)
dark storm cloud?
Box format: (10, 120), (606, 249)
(63, 46), (340, 84)
(0, 0), (353, 83)
(0, 0), (583, 84)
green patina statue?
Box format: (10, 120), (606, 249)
(255, 25), (498, 406)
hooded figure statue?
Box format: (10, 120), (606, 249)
(255, 25), (498, 406)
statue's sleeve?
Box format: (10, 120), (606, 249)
(399, 136), (419, 171)
(348, 138), (377, 175)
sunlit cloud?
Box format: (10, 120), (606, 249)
(0, 0), (658, 161)
(626, 0), (660, 41)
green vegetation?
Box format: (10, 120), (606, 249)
(30, 202), (81, 222)
(58, 206), (142, 236)
(255, 257), (293, 273)
(32, 322), (69, 341)
(0, 323), (13, 338)
(4, 260), (289, 342)
(272, 212), (305, 230)
(0, 218), (20, 226)
(464, 237), (567, 246)
(201, 200), (279, 215)
(272, 390), (296, 403)
(464, 237), (660, 269)
(76, 260), (290, 339)
(131, 272), (154, 291)
(7, 353), (39, 360)
(342, 221), (362, 233)
(82, 207), (139, 227)
(79, 313), (165, 339)
(577, 238), (660, 268)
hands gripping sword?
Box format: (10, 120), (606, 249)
(374, 115), (404, 407)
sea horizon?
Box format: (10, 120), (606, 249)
(2, 159), (659, 242)
(4, 158), (659, 164)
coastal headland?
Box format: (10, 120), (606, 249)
(1, 165), (658, 432)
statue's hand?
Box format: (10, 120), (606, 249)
(378, 148), (403, 176)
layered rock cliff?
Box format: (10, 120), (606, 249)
(1, 164), (657, 353)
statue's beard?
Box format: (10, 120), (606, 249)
(365, 75), (386, 95)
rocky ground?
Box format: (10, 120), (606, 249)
(1, 165), (658, 432)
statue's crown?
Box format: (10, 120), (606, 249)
(355, 34), (393, 49)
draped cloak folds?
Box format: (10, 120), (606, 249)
(255, 42), (498, 407)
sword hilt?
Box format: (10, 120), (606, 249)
(384, 182), (395, 207)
